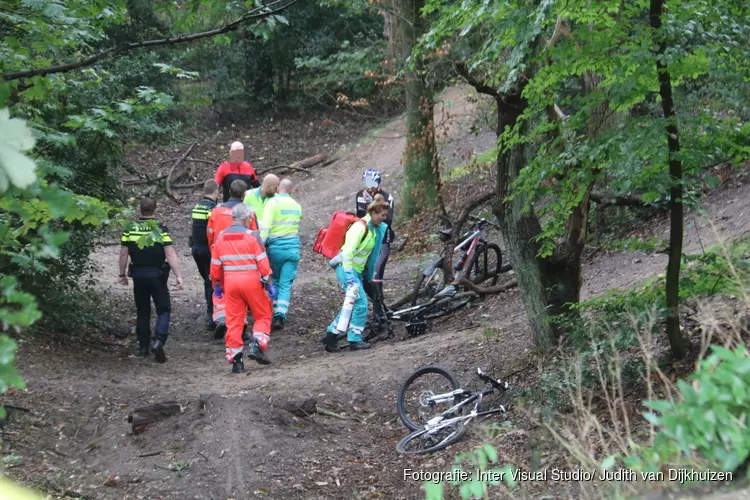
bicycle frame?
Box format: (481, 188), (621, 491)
(421, 216), (498, 290)
(421, 390), (507, 437)
(421, 228), (480, 287)
(417, 370), (509, 435)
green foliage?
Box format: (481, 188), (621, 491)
(624, 344), (750, 474)
(423, 444), (517, 499)
(0, 109), (38, 420)
(0, 108), (37, 191)
(0, 0), (190, 329)
(420, 0), (750, 257)
(180, 2), (390, 113)
(537, 238), (750, 415)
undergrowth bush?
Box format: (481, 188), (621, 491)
(537, 237), (750, 414)
(534, 237), (750, 497)
(629, 344), (750, 474)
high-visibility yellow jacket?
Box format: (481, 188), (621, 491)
(260, 193), (302, 244)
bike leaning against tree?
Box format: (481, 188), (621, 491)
(410, 214), (504, 307)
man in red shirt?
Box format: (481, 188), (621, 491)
(215, 141), (260, 202)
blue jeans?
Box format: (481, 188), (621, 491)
(327, 266), (368, 342)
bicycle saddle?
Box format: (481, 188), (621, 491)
(438, 227), (453, 242)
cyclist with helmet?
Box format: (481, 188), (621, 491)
(355, 168), (395, 318)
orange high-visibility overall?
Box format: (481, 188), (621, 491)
(210, 224), (272, 362)
(207, 200), (259, 325)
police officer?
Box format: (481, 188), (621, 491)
(190, 179), (219, 330)
(259, 178), (302, 331)
(119, 198), (183, 362)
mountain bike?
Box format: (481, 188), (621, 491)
(331, 289), (478, 350)
(395, 366), (510, 455)
(409, 215), (504, 307)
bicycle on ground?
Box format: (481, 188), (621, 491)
(395, 366), (510, 455)
(331, 288), (477, 350)
(330, 215), (506, 350)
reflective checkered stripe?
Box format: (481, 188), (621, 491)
(191, 203), (211, 221)
(121, 223), (173, 246)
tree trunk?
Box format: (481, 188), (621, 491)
(650, 0), (688, 359)
(493, 98), (557, 349)
(394, 0), (439, 219)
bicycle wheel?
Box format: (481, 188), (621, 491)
(396, 422), (467, 455)
(398, 366), (461, 431)
(421, 292), (476, 320)
(465, 243), (502, 287)
(410, 265), (447, 307)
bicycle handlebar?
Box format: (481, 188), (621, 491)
(476, 367), (509, 391)
(468, 215), (501, 229)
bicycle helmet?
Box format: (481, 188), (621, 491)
(363, 168), (382, 189)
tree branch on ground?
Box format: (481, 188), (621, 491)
(165, 143), (196, 203)
(256, 165), (313, 175)
(457, 278), (517, 295)
(1, 0), (301, 81)
(123, 174), (168, 186)
(256, 154), (327, 175)
(173, 181), (205, 190)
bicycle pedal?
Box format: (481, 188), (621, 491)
(406, 321), (427, 336)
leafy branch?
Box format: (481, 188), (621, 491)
(1, 0), (302, 81)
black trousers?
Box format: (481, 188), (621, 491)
(133, 275), (171, 348)
(364, 242), (391, 317)
(192, 247), (213, 315)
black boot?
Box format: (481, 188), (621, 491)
(371, 281), (385, 318)
(321, 332), (341, 353)
(214, 322), (227, 340)
(205, 313), (216, 331)
(241, 324), (250, 342)
(272, 315), (284, 332)
(151, 340), (167, 363)
(349, 341), (371, 351)
(232, 353), (245, 373)
(247, 339), (271, 365)
(138, 345), (151, 357)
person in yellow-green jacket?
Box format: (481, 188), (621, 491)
(260, 178), (302, 331)
(243, 173), (279, 233)
(321, 194), (390, 352)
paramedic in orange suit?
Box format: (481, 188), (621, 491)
(206, 179), (258, 339)
(210, 203), (275, 372)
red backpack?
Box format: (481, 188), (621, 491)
(313, 211), (368, 259)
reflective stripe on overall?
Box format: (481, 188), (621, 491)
(210, 224), (272, 362)
(261, 194), (302, 319)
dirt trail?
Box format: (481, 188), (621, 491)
(3, 86), (750, 500)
